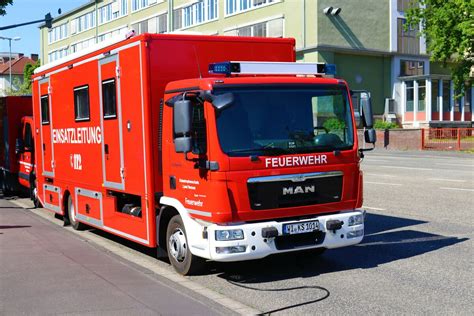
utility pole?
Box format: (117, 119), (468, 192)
(0, 36), (21, 92)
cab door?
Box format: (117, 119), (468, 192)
(38, 78), (54, 177)
(18, 120), (34, 188)
(99, 55), (124, 190)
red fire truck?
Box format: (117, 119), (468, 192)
(31, 34), (375, 275)
(0, 96), (37, 199)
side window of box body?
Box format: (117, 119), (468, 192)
(41, 95), (50, 125)
(74, 85), (90, 121)
(102, 78), (117, 119)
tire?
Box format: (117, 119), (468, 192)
(67, 195), (85, 230)
(166, 215), (205, 275)
(29, 174), (42, 208)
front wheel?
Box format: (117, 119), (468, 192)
(166, 215), (205, 275)
(67, 195), (85, 230)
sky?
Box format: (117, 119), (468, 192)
(1, 0), (89, 58)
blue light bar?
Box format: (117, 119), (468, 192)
(324, 64), (337, 75)
(208, 61), (335, 76)
(208, 62), (240, 75)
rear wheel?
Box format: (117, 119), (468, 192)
(29, 174), (42, 208)
(67, 195), (85, 230)
(166, 215), (205, 275)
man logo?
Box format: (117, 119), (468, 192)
(282, 185), (315, 195)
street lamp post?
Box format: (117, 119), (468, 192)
(0, 36), (21, 92)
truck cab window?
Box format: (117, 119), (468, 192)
(24, 123), (33, 150)
(41, 95), (49, 124)
(192, 103), (207, 154)
(102, 79), (117, 118)
(74, 85), (90, 121)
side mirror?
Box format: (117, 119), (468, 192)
(364, 128), (376, 144)
(360, 91), (374, 129)
(173, 99), (193, 154)
(15, 138), (25, 154)
(174, 137), (193, 153)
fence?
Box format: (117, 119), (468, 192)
(422, 128), (474, 151)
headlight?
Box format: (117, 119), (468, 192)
(215, 229), (244, 241)
(348, 214), (364, 226)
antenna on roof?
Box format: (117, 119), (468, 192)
(193, 46), (202, 79)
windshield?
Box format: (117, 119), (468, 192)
(215, 85), (354, 157)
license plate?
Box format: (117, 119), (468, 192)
(283, 220), (319, 235)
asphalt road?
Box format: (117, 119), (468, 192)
(2, 150), (473, 315)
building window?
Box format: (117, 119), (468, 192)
(397, 0), (417, 12)
(74, 85), (90, 121)
(418, 80), (425, 112)
(442, 81), (451, 112)
(48, 47), (69, 63)
(141, 14), (168, 34)
(225, 18), (283, 38)
(464, 84), (472, 113)
(99, 0), (128, 24)
(431, 79), (439, 112)
(97, 27), (128, 43)
(406, 81), (414, 112)
(41, 95), (50, 125)
(48, 23), (68, 44)
(73, 11), (96, 34)
(225, 0), (275, 16)
(400, 60), (424, 76)
(397, 18), (419, 54)
(132, 0), (156, 12)
(173, 0), (217, 30)
(102, 79), (117, 118)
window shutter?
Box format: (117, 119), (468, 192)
(70, 19), (77, 34)
(267, 18), (283, 38)
(112, 1), (119, 13)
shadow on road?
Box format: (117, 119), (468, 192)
(0, 225), (31, 229)
(211, 213), (467, 283)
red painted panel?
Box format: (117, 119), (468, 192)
(44, 187), (60, 208)
(431, 112), (439, 120)
(76, 194), (101, 221)
(405, 112), (414, 121)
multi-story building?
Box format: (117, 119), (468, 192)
(39, 0), (472, 127)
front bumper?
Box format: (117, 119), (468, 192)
(204, 210), (364, 262)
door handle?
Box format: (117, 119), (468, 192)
(105, 144), (109, 154)
(43, 143), (45, 151)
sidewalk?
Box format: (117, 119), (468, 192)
(0, 197), (231, 315)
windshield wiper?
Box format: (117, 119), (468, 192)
(228, 146), (293, 156)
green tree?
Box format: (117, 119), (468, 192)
(5, 59), (40, 96)
(0, 0), (13, 16)
(405, 0), (473, 98)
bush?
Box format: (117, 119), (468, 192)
(373, 120), (399, 130)
(323, 118), (346, 131)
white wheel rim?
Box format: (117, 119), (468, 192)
(69, 199), (76, 222)
(169, 228), (187, 262)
